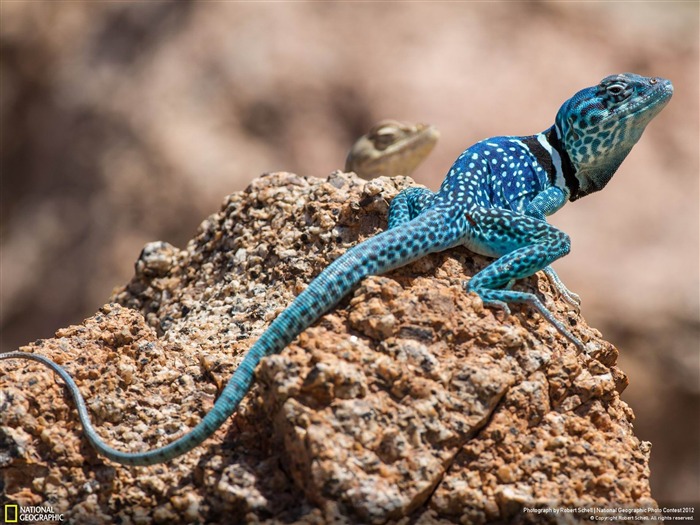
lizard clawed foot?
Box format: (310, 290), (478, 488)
(543, 267), (581, 310)
(464, 280), (512, 317)
(528, 299), (585, 352)
(482, 299), (512, 319)
(470, 286), (584, 351)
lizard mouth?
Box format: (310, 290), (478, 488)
(608, 79), (673, 121)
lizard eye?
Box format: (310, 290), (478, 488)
(370, 126), (401, 150)
(606, 83), (626, 95)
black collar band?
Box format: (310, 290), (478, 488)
(521, 134), (555, 184)
(546, 126), (580, 201)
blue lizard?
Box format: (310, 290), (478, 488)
(0, 73), (672, 466)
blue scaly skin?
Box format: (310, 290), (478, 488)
(0, 74), (672, 466)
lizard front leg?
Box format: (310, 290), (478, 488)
(523, 187), (581, 308)
(464, 206), (583, 349)
(388, 187), (435, 229)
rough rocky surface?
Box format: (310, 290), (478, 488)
(1, 173), (657, 523)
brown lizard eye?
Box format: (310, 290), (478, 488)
(649, 78), (658, 84)
(371, 127), (401, 149)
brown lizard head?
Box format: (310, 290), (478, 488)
(345, 120), (439, 179)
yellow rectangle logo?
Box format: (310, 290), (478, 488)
(4, 504), (19, 523)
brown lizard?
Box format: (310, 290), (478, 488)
(345, 120), (439, 179)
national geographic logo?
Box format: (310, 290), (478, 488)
(3, 504), (65, 522)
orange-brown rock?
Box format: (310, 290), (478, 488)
(1, 173), (656, 523)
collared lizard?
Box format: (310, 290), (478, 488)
(1, 73), (672, 466)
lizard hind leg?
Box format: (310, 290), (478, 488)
(464, 208), (583, 350)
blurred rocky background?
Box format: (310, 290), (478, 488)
(1, 1), (697, 506)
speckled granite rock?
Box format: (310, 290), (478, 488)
(1, 172), (656, 524)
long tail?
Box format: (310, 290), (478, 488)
(0, 209), (455, 466)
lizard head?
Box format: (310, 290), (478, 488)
(554, 73), (673, 200)
(346, 120), (439, 179)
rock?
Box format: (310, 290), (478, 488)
(1, 172), (655, 523)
